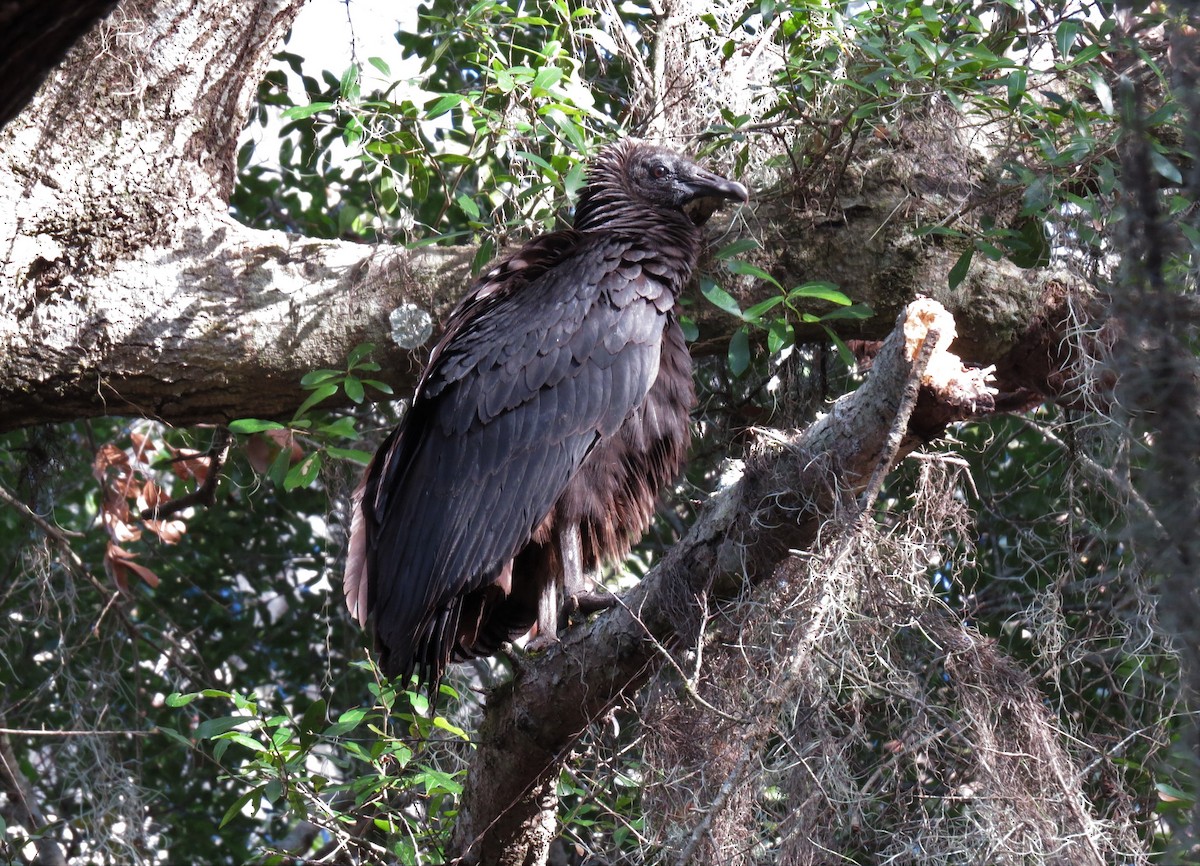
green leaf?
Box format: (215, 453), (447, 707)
(215, 731), (265, 752)
(343, 376), (365, 404)
(368, 56), (391, 77)
(766, 318), (794, 355)
(826, 327), (858, 368)
(326, 446), (373, 466)
(1090, 70), (1113, 115)
(1008, 218), (1050, 269)
(158, 726), (193, 749)
(728, 327), (751, 376)
(347, 343), (376, 368)
(414, 766), (463, 796)
(336, 707), (369, 726)
(726, 259), (782, 289)
(700, 277), (742, 317)
(741, 295), (785, 322)
(787, 282), (851, 305)
(432, 715), (471, 740)
(819, 304), (875, 321)
(1056, 20), (1081, 58)
(515, 150), (555, 173)
(425, 93), (465, 119)
(1157, 782), (1196, 805)
(532, 66), (563, 93)
(280, 102), (333, 120)
(362, 379), (394, 396)
(679, 314), (699, 342)
(1149, 149), (1182, 185)
(220, 785), (265, 828)
(714, 238), (759, 260)
(195, 715), (253, 741)
(166, 692), (198, 707)
(948, 246), (973, 290)
(1006, 68), (1026, 108)
(228, 418), (285, 434)
(318, 416), (359, 439)
(283, 452), (322, 491)
(299, 698), (328, 752)
(340, 64), (360, 101)
(457, 193), (481, 220)
(300, 369), (341, 387)
(293, 382), (339, 420)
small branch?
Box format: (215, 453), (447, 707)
(0, 727), (152, 737)
(0, 731), (69, 866)
(1, 479), (208, 685)
(139, 426), (232, 520)
(0, 481), (89, 564)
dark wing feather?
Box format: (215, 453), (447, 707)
(357, 232), (670, 680)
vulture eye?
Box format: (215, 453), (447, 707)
(651, 163), (669, 179)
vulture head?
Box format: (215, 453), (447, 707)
(575, 140), (749, 231)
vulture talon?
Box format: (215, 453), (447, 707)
(343, 139), (749, 693)
(564, 590), (617, 621)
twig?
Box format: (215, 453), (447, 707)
(1015, 415), (1166, 539)
(0, 727), (152, 737)
(0, 731), (69, 866)
(0, 482), (86, 545)
(610, 590), (750, 725)
(140, 426), (232, 520)
(1, 476), (207, 683)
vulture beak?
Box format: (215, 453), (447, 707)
(684, 167), (750, 205)
(682, 167), (750, 226)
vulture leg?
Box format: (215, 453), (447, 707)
(525, 522), (614, 651)
(559, 523), (616, 621)
(524, 541), (562, 652)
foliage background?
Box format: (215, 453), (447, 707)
(1, 0), (1197, 863)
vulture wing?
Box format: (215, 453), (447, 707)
(353, 232), (673, 681)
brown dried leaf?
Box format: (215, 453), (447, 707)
(246, 430), (302, 472)
(129, 432), (156, 460)
(182, 455), (210, 486)
(138, 479), (163, 513)
(264, 429), (304, 464)
(92, 443), (129, 480)
(145, 518), (186, 545)
(104, 513), (142, 543)
(167, 447), (207, 482)
(106, 543), (161, 588)
(244, 435), (274, 474)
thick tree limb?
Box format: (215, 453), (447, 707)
(0, 0), (1092, 435)
(450, 299), (994, 865)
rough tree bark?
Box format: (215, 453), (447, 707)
(0, 0), (1083, 434)
(449, 300), (994, 864)
(0, 1), (1100, 864)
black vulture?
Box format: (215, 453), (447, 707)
(344, 139), (748, 688)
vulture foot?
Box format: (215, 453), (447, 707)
(564, 590), (616, 620)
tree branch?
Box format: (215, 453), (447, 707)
(450, 299), (994, 864)
(0, 2), (1092, 435)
